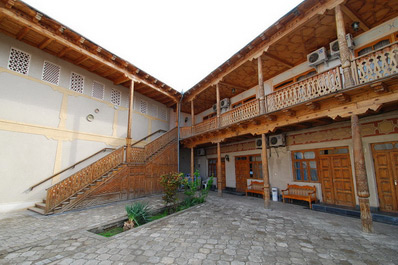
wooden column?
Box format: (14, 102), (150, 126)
(126, 80), (134, 162)
(175, 101), (180, 128)
(191, 147), (195, 182)
(191, 99), (195, 129)
(261, 133), (270, 208)
(257, 56), (266, 114)
(335, 5), (355, 87)
(351, 114), (373, 233)
(216, 83), (221, 128)
(217, 142), (222, 196)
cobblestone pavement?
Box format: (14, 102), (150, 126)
(0, 192), (397, 265)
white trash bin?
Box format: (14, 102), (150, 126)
(272, 187), (279, 201)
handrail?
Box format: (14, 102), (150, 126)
(130, 129), (167, 148)
(29, 147), (115, 191)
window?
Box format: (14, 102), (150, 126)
(273, 69), (317, 91)
(92, 81), (104, 100)
(111, 89), (121, 106)
(292, 150), (319, 182)
(249, 155), (263, 179)
(139, 99), (147, 114)
(8, 47), (31, 75)
(42, 61), (61, 85)
(355, 33), (396, 57)
(70, 72), (84, 93)
(231, 95), (256, 109)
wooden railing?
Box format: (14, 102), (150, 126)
(266, 66), (343, 112)
(130, 147), (145, 164)
(220, 99), (260, 127)
(194, 116), (217, 135)
(130, 129), (166, 148)
(353, 42), (398, 84)
(45, 146), (124, 213)
(180, 126), (192, 139)
(144, 127), (178, 160)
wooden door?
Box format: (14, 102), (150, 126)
(372, 142), (398, 212)
(235, 156), (249, 192)
(208, 159), (226, 189)
(320, 151), (355, 207)
(221, 160), (226, 189)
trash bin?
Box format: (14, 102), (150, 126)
(272, 187), (278, 202)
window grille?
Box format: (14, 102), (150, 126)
(8, 47), (31, 75)
(41, 61), (61, 85)
(92, 81), (104, 100)
(111, 89), (121, 106)
(159, 107), (167, 120)
(70, 72), (84, 93)
(139, 99), (148, 114)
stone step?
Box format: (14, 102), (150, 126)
(27, 206), (46, 215)
(35, 202), (46, 210)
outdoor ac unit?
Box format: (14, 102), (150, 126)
(255, 138), (262, 149)
(268, 134), (286, 147)
(212, 104), (217, 112)
(196, 148), (205, 156)
(329, 33), (355, 57)
(307, 47), (327, 67)
(220, 98), (230, 108)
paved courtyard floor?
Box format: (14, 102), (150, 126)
(0, 192), (397, 265)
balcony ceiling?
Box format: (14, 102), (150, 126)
(182, 0), (398, 114)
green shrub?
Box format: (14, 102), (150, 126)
(159, 172), (184, 213)
(182, 170), (213, 208)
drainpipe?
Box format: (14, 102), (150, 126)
(177, 90), (184, 172)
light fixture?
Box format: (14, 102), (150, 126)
(231, 88), (236, 94)
(225, 154), (230, 162)
(351, 21), (360, 32)
(185, 117), (189, 123)
(94, 108), (99, 113)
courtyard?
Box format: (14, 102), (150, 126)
(0, 193), (397, 265)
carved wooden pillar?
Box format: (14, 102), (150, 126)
(191, 147), (195, 182)
(216, 83), (221, 128)
(351, 114), (373, 233)
(335, 5), (355, 87)
(175, 101), (180, 128)
(126, 80), (134, 162)
(217, 142), (222, 196)
(191, 99), (195, 130)
(261, 133), (270, 208)
(257, 56), (266, 114)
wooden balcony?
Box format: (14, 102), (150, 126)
(180, 42), (398, 140)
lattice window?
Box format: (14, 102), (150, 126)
(111, 89), (121, 106)
(70, 72), (84, 93)
(139, 99), (148, 114)
(158, 107), (167, 120)
(41, 61), (61, 85)
(148, 103), (158, 117)
(92, 81), (104, 100)
(8, 47), (31, 75)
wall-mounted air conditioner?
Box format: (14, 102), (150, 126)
(196, 148), (205, 156)
(255, 138), (262, 149)
(329, 33), (355, 58)
(268, 134), (286, 147)
(220, 98), (230, 108)
(307, 47), (327, 67)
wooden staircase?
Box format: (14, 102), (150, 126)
(28, 128), (178, 215)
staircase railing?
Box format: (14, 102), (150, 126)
(45, 146), (124, 213)
(144, 127), (178, 160)
(29, 148), (115, 191)
(130, 129), (167, 148)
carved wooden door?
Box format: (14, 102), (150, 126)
(320, 153), (355, 207)
(235, 156), (249, 192)
(372, 142), (398, 212)
(221, 160), (226, 189)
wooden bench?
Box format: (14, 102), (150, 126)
(245, 181), (264, 197)
(281, 184), (317, 209)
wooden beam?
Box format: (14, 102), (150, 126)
(370, 82), (388, 93)
(38, 38), (52, 49)
(283, 109), (296, 117)
(16, 27), (29, 40)
(103, 69), (117, 77)
(113, 74), (130, 85)
(89, 63), (102, 72)
(58, 47), (71, 57)
(263, 52), (294, 68)
(341, 4), (370, 31)
(74, 56), (88, 65)
(335, 93), (351, 103)
(305, 102), (320, 110)
(261, 133), (270, 208)
(265, 114), (277, 121)
(127, 81), (134, 140)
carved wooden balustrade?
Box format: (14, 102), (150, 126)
(353, 42), (398, 84)
(180, 126), (192, 139)
(45, 146), (124, 213)
(193, 116), (217, 135)
(266, 66), (343, 112)
(141, 127), (178, 161)
(219, 99), (260, 127)
(129, 147), (145, 164)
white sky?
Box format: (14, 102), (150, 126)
(23, 0), (303, 92)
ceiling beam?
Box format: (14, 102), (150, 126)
(341, 4), (370, 31)
(74, 55), (88, 65)
(113, 74), (130, 85)
(263, 53), (294, 68)
(16, 26), (29, 40)
(38, 37), (52, 49)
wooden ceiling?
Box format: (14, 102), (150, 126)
(0, 0), (180, 107)
(182, 0), (398, 114)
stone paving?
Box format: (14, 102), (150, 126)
(0, 192), (397, 265)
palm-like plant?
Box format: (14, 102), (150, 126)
(124, 202), (151, 230)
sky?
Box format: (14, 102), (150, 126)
(23, 0), (303, 92)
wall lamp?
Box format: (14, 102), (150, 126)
(225, 154), (230, 162)
(351, 21), (360, 32)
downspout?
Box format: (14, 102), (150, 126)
(177, 90), (184, 172)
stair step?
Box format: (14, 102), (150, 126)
(70, 196), (77, 200)
(77, 191), (84, 195)
(61, 201), (70, 205)
(28, 206), (46, 215)
(35, 202), (46, 210)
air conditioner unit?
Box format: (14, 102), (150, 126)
(255, 138), (262, 149)
(212, 104), (217, 112)
(220, 98), (230, 108)
(268, 134), (286, 147)
(307, 47), (327, 67)
(329, 33), (355, 57)
(196, 148), (205, 156)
